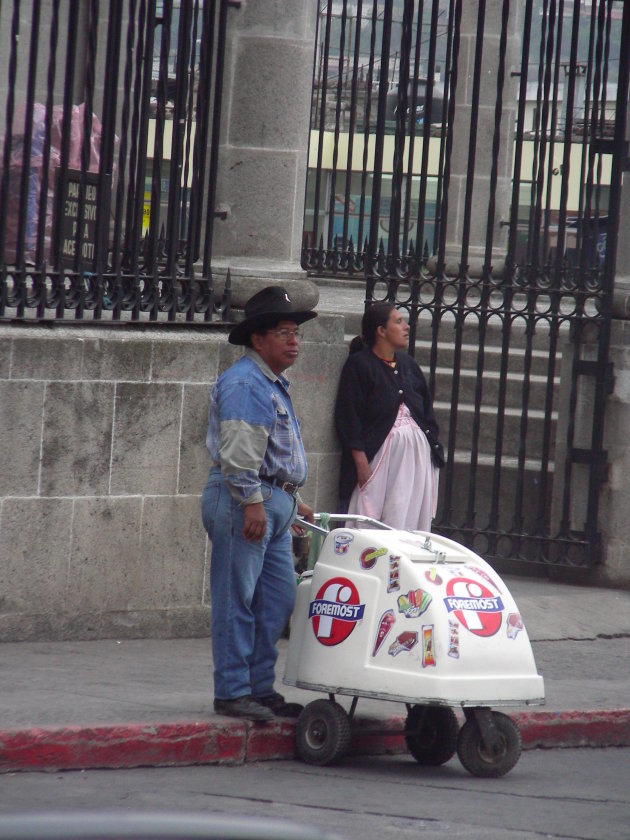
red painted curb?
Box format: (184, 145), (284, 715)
(514, 709), (630, 748)
(1, 709), (628, 773)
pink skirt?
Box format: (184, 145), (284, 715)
(347, 404), (439, 531)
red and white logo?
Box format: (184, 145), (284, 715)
(309, 577), (365, 646)
(443, 577), (504, 637)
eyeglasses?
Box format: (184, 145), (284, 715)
(267, 328), (301, 341)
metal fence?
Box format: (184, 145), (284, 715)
(304, 0), (630, 569)
(0, 0), (236, 323)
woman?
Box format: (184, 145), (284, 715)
(334, 302), (444, 531)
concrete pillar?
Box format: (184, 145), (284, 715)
(210, 0), (319, 309)
(597, 82), (630, 586)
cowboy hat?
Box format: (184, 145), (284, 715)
(228, 285), (317, 345)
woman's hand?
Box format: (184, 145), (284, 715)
(352, 449), (371, 488)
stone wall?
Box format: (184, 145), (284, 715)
(0, 315), (346, 641)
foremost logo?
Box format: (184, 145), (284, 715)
(444, 577), (504, 637)
(309, 601), (365, 620)
(444, 596), (503, 612)
(309, 577), (365, 646)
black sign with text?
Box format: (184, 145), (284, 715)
(56, 170), (103, 269)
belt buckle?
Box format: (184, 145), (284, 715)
(281, 480), (298, 496)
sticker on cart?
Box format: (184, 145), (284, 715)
(372, 609), (395, 656)
(360, 546), (387, 569)
(443, 577), (504, 637)
(387, 555), (401, 592)
(464, 564), (501, 592)
(422, 625), (436, 667)
(309, 577), (365, 646)
(425, 567), (443, 586)
(397, 588), (432, 618)
(388, 631), (418, 657)
(506, 612), (524, 639)
(333, 533), (354, 555)
(448, 619), (460, 658)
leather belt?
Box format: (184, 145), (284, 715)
(260, 475), (300, 497)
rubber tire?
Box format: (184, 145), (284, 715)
(295, 699), (352, 766)
(456, 711), (522, 778)
(404, 705), (459, 766)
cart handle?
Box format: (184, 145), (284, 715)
(295, 513), (394, 536)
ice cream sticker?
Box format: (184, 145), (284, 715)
(422, 625), (436, 667)
(388, 555), (401, 592)
(506, 612), (524, 639)
(425, 567), (443, 586)
(372, 609), (395, 656)
(360, 546), (387, 569)
(397, 588), (432, 618)
(388, 631), (418, 657)
(448, 619), (460, 658)
(333, 532), (354, 554)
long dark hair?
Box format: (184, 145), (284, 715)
(349, 302), (395, 353)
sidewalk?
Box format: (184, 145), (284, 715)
(1, 575), (629, 773)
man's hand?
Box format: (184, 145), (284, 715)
(243, 502), (267, 542)
(297, 501), (315, 524)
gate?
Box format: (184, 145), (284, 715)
(303, 0), (630, 569)
(0, 0), (236, 323)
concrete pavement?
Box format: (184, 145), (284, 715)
(1, 575), (629, 773)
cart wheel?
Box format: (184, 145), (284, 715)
(295, 699), (351, 766)
(456, 712), (522, 778)
(405, 705), (459, 766)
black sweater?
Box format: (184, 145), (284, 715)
(334, 347), (445, 501)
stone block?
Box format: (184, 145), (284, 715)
(66, 497), (143, 613)
(213, 148), (299, 261)
(179, 384), (212, 495)
(40, 382), (115, 497)
(11, 336), (83, 381)
(0, 381), (44, 496)
(82, 337), (151, 382)
(218, 341), (244, 375)
(298, 471), (317, 514)
(229, 37), (312, 151)
(0, 335), (10, 377)
(0, 498), (72, 616)
(151, 338), (219, 383)
(110, 383), (182, 495)
(312, 451), (341, 514)
(302, 313), (345, 345)
(128, 495), (206, 610)
(290, 344), (347, 452)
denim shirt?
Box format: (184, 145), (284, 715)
(206, 348), (308, 505)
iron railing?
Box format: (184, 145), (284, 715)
(304, 0), (630, 570)
(0, 0), (237, 323)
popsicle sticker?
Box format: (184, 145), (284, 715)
(422, 624), (436, 667)
(397, 588), (432, 618)
(388, 631), (418, 657)
(372, 609), (395, 656)
(388, 555), (401, 592)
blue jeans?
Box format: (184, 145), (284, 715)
(201, 469), (298, 700)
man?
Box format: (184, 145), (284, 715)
(202, 285), (316, 720)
